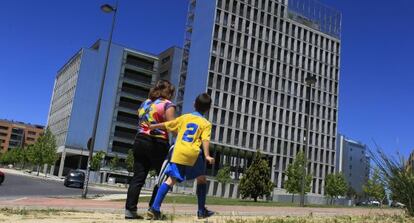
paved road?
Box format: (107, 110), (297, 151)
(0, 171), (124, 199)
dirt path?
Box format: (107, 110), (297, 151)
(0, 209), (410, 223)
(0, 196), (406, 223)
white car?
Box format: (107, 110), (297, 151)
(369, 201), (380, 206)
(391, 202), (406, 208)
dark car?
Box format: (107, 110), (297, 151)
(355, 201), (368, 206)
(0, 170), (4, 185)
(64, 170), (85, 188)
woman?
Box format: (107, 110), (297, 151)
(125, 80), (176, 219)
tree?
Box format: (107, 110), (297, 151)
(363, 168), (386, 207)
(0, 150), (11, 165)
(28, 128), (57, 176)
(26, 144), (41, 173)
(325, 173), (348, 205)
(2, 149), (21, 166)
(216, 165), (232, 197)
(216, 165), (232, 184)
(0, 152), (3, 164)
(284, 151), (312, 203)
(125, 149), (134, 176)
(29, 143), (43, 176)
(239, 150), (273, 202)
(18, 146), (31, 169)
(109, 154), (120, 171)
(148, 169), (158, 178)
(346, 186), (357, 201)
(41, 129), (58, 177)
(91, 151), (106, 171)
(13, 148), (23, 168)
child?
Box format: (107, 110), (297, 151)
(147, 93), (215, 220)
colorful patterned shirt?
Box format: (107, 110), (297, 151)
(137, 98), (175, 140)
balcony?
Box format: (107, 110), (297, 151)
(116, 111), (138, 126)
(123, 68), (152, 85)
(126, 55), (155, 72)
(121, 83), (149, 99)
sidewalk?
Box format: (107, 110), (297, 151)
(0, 196), (403, 217)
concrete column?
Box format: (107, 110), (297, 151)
(50, 164), (55, 176)
(43, 164), (48, 175)
(77, 156), (82, 169)
(277, 169), (282, 188)
(192, 179), (197, 195)
(224, 183), (230, 198)
(217, 182), (222, 197)
(270, 155), (277, 198)
(207, 179), (214, 196)
(235, 150), (240, 179)
(102, 171), (107, 183)
(58, 150), (66, 178)
(233, 183), (239, 199)
(271, 155), (276, 182)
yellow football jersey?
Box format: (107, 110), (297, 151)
(164, 112), (211, 166)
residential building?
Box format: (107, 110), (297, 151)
(336, 134), (370, 195)
(47, 40), (182, 177)
(176, 0), (341, 203)
(0, 119), (44, 152)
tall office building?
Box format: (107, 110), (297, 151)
(0, 119), (44, 153)
(47, 40), (182, 176)
(177, 0), (341, 202)
(336, 135), (370, 195)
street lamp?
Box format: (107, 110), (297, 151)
(101, 4), (116, 13)
(299, 75), (317, 207)
(82, 0), (118, 199)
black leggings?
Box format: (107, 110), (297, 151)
(125, 134), (169, 212)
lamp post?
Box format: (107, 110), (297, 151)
(82, 0), (118, 199)
(299, 75), (317, 207)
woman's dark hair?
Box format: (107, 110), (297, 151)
(194, 93), (212, 115)
(148, 79), (175, 101)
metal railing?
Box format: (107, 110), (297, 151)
(288, 0), (341, 39)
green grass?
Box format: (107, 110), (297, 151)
(133, 195), (349, 208)
(0, 208), (88, 216)
(223, 215), (413, 223)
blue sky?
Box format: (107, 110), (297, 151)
(0, 0), (413, 157)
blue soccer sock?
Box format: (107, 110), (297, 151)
(151, 183), (171, 212)
(196, 183), (207, 212)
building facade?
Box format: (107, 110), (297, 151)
(0, 119), (44, 153)
(47, 40), (182, 177)
(177, 0), (341, 202)
(336, 134), (370, 195)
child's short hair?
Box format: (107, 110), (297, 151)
(195, 93), (211, 114)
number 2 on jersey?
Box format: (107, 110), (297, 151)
(182, 123), (199, 142)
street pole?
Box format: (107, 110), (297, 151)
(82, 0), (118, 199)
(300, 75), (316, 207)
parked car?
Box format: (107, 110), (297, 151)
(64, 169), (85, 188)
(369, 200), (380, 206)
(356, 201), (368, 206)
(0, 170), (4, 185)
(391, 201), (406, 208)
